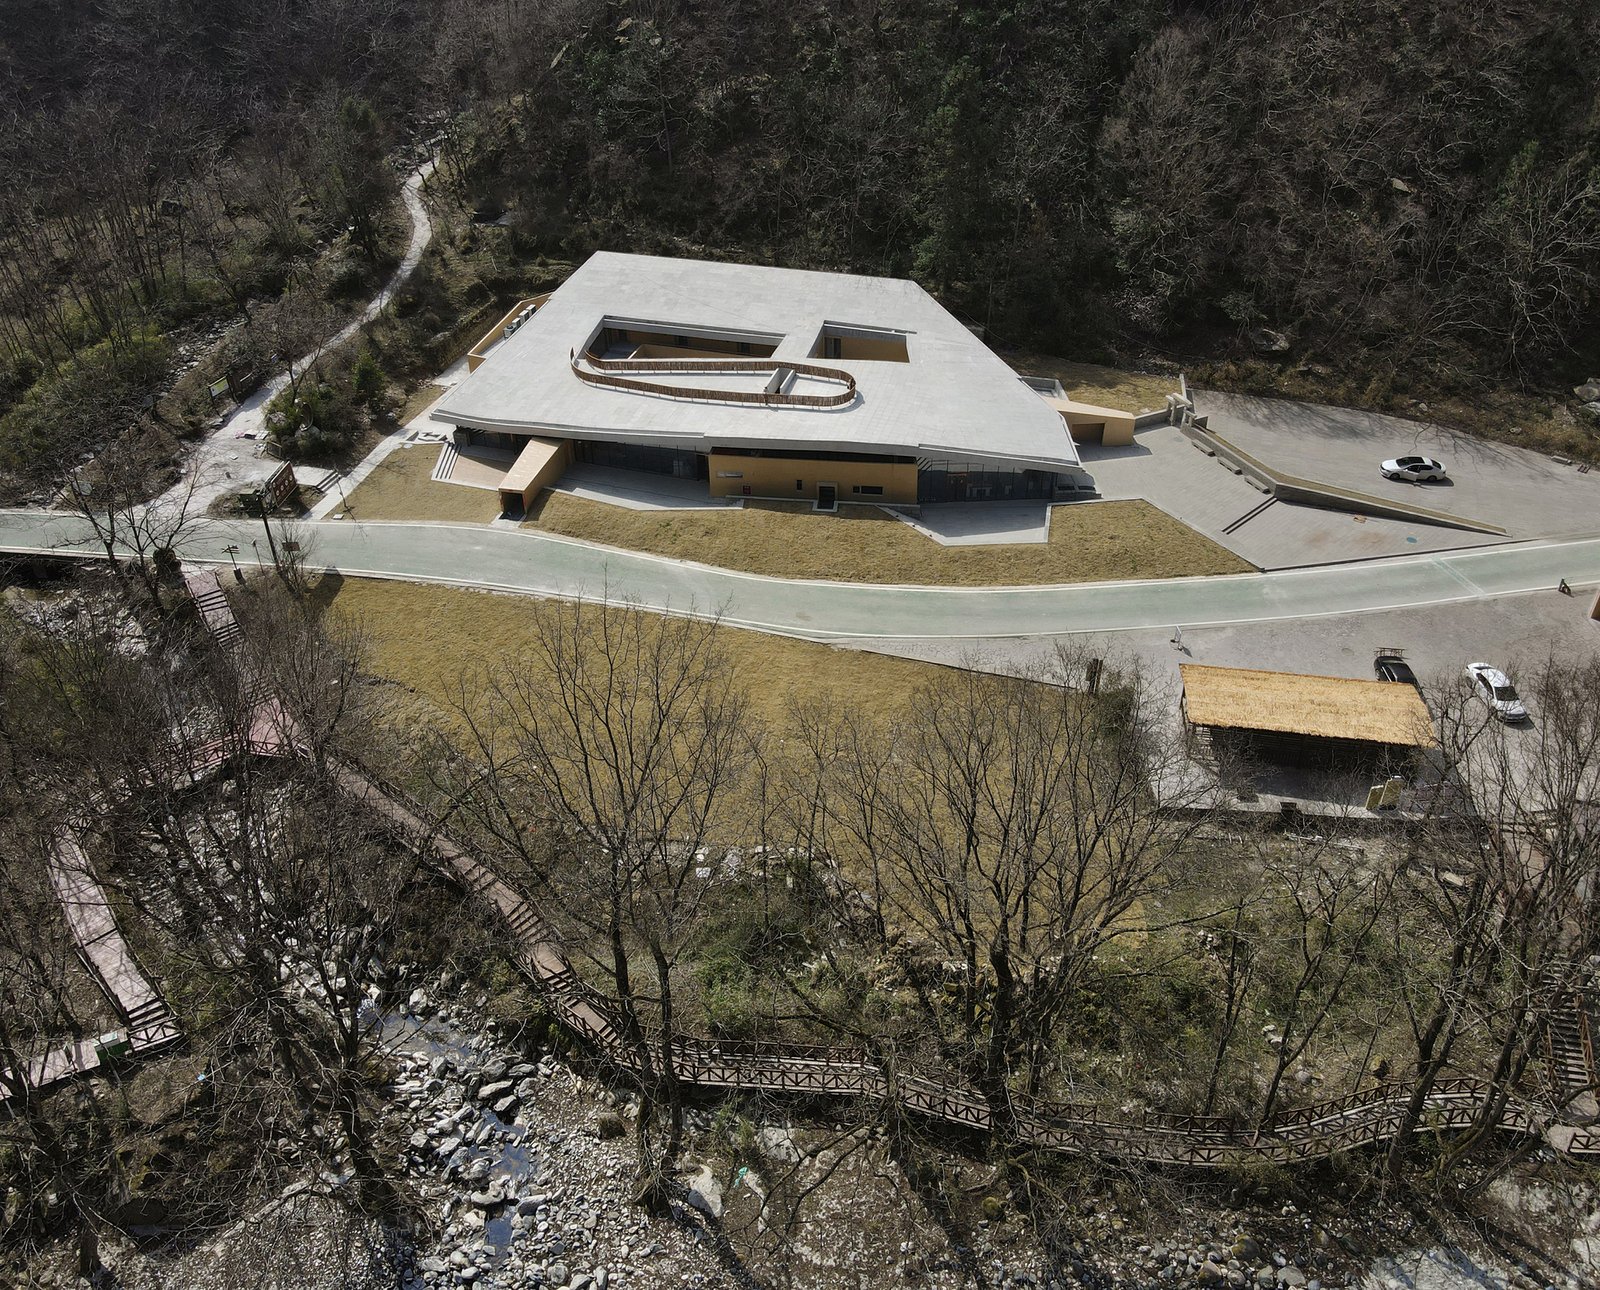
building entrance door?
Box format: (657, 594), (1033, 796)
(816, 483), (838, 511)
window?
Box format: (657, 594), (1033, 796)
(737, 341), (751, 356)
(852, 484), (884, 496)
(811, 323), (910, 363)
(674, 335), (689, 348)
(796, 479), (804, 490)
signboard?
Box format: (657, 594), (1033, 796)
(263, 462), (298, 511)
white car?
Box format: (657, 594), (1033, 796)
(1381, 455), (1448, 482)
(1465, 662), (1528, 722)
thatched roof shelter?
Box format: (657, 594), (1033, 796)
(1179, 664), (1435, 749)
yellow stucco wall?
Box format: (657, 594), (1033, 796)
(1044, 394), (1137, 447)
(708, 453), (917, 504)
(498, 436), (572, 511)
(809, 334), (910, 363)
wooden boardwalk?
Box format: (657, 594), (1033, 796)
(4, 822), (184, 1103)
(48, 829), (181, 1055)
(174, 569), (1600, 1168)
(341, 766), (1600, 1167)
(6, 569), (285, 1101)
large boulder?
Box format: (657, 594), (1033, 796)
(683, 1164), (724, 1218)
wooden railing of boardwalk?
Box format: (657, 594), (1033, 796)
(570, 350), (858, 408)
(338, 768), (1600, 1167)
(178, 570), (1600, 1168)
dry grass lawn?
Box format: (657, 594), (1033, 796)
(334, 445), (500, 524)
(337, 436), (1251, 582)
(525, 493), (1251, 583)
(1003, 351), (1181, 414)
(321, 577), (956, 739)
(397, 382), (450, 426)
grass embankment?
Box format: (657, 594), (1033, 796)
(1004, 353), (1181, 414)
(525, 493), (1251, 584)
(336, 446), (1250, 580)
(321, 577), (953, 738)
(332, 444), (500, 523)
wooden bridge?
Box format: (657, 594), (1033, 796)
(339, 766), (1600, 1167)
(23, 567), (1588, 1171)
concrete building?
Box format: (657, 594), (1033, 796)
(432, 252), (1108, 514)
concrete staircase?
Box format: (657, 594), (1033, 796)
(431, 442), (459, 483)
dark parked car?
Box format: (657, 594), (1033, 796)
(1374, 648), (1420, 689)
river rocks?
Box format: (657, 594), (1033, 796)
(757, 1125), (801, 1163)
(547, 1261), (569, 1285)
(683, 1164), (724, 1219)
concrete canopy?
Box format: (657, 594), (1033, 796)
(431, 252), (1084, 473)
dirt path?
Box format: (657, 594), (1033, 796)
(170, 156), (439, 514)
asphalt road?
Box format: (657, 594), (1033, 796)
(5, 511), (1599, 642)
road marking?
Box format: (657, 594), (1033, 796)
(1431, 557), (1485, 596)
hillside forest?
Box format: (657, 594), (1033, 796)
(1, 0), (1598, 492)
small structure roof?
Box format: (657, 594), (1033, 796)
(432, 252), (1083, 472)
(1179, 664), (1435, 748)
(499, 435), (564, 495)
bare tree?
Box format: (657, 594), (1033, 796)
(442, 595), (753, 1206)
(15, 582), (414, 1208)
(62, 424), (202, 614)
(1249, 828), (1395, 1125)
(806, 645), (1209, 1148)
(1386, 656), (1600, 1182)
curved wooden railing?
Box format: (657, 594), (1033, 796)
(168, 572), (1600, 1168)
(345, 767), (1600, 1167)
(570, 349), (857, 408)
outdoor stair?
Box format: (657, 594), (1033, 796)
(293, 466), (341, 494)
(431, 442), (459, 483)
(1546, 998), (1594, 1098)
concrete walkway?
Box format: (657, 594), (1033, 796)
(547, 463), (741, 511)
(171, 158), (440, 514)
(5, 509), (1599, 642)
(889, 500), (1052, 546)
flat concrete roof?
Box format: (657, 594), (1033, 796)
(432, 252), (1084, 472)
(1180, 663), (1436, 747)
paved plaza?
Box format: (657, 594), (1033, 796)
(1083, 393), (1600, 569)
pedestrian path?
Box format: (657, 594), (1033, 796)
(346, 765), (1600, 1167)
(59, 554), (1594, 1170)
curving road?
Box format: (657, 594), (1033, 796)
(4, 510), (1599, 641)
